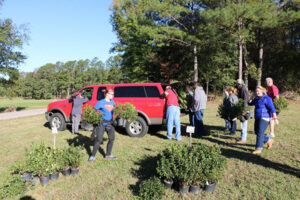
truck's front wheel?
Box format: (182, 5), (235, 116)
(125, 116), (148, 137)
(49, 113), (66, 131)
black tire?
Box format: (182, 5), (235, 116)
(49, 113), (66, 131)
(125, 116), (148, 137)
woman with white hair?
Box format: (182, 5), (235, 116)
(248, 86), (279, 154)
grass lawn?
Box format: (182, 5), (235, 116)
(0, 102), (299, 200)
(0, 98), (53, 113)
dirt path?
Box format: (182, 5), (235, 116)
(0, 108), (46, 120)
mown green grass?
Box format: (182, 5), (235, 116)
(0, 98), (53, 112)
(0, 102), (299, 200)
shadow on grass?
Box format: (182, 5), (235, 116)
(66, 133), (107, 158)
(0, 106), (26, 113)
(201, 136), (300, 178)
(20, 196), (36, 200)
(129, 154), (160, 196)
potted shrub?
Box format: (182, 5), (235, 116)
(201, 145), (227, 193)
(83, 105), (103, 136)
(49, 148), (61, 180)
(10, 161), (32, 182)
(114, 103), (138, 127)
(138, 176), (166, 200)
(59, 148), (71, 176)
(273, 96), (288, 114)
(67, 145), (84, 176)
(28, 143), (52, 186)
(156, 149), (174, 188)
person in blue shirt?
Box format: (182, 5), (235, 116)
(248, 86), (279, 154)
(89, 89), (116, 162)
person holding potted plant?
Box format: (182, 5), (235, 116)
(266, 77), (279, 138)
(89, 89), (116, 162)
(224, 87), (238, 135)
(249, 86), (279, 154)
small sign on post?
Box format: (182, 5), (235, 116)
(186, 126), (195, 147)
(51, 126), (58, 148)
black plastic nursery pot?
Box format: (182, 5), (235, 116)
(190, 185), (200, 194)
(21, 172), (32, 182)
(205, 182), (217, 193)
(163, 179), (174, 189)
(61, 167), (71, 176)
(71, 167), (79, 176)
(39, 176), (50, 186)
(179, 185), (190, 194)
(50, 172), (59, 180)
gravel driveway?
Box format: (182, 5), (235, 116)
(0, 108), (46, 120)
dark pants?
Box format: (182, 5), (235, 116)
(189, 111), (195, 126)
(230, 120), (236, 135)
(194, 109), (206, 136)
(92, 123), (115, 157)
(254, 119), (270, 150)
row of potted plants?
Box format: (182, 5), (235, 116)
(10, 142), (83, 187)
(156, 143), (227, 194)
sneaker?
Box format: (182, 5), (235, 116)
(267, 138), (274, 149)
(176, 138), (181, 141)
(268, 133), (275, 138)
(230, 132), (236, 136)
(252, 150), (262, 154)
(105, 155), (117, 160)
(88, 156), (95, 162)
(236, 140), (246, 144)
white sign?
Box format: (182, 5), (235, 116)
(186, 126), (195, 134)
(51, 126), (58, 135)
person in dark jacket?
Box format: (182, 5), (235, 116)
(71, 93), (88, 134)
(224, 87), (238, 135)
(185, 85), (194, 126)
(248, 86), (279, 154)
(236, 79), (249, 143)
(192, 82), (207, 137)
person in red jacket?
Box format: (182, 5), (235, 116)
(266, 77), (279, 138)
(164, 86), (181, 141)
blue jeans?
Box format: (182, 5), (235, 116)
(254, 119), (270, 150)
(189, 111), (195, 126)
(166, 106), (181, 140)
(225, 120), (230, 131)
(240, 120), (248, 141)
(194, 109), (205, 136)
(230, 120), (236, 135)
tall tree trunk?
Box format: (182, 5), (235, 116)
(193, 44), (198, 82)
(257, 29), (263, 86)
(206, 79), (209, 95)
(238, 16), (243, 80)
(243, 44), (249, 90)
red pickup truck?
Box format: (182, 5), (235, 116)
(45, 83), (169, 137)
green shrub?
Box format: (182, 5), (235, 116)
(83, 105), (103, 125)
(156, 144), (227, 186)
(9, 161), (28, 175)
(273, 97), (288, 113)
(67, 145), (84, 169)
(138, 176), (165, 200)
(0, 175), (27, 199)
(114, 103), (138, 121)
(218, 99), (246, 120)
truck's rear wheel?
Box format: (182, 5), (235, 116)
(49, 113), (66, 131)
(126, 116), (148, 137)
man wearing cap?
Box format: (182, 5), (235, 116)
(71, 93), (89, 134)
(192, 82), (207, 137)
(236, 79), (249, 143)
(266, 77), (279, 138)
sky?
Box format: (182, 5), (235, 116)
(0, 0), (118, 72)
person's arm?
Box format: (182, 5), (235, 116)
(94, 101), (101, 110)
(273, 86), (280, 99)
